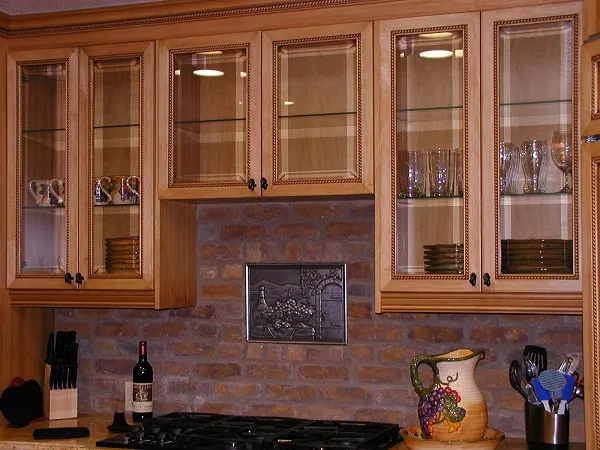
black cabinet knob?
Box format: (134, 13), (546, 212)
(469, 272), (477, 286)
(483, 273), (491, 287)
(260, 177), (268, 191)
(75, 272), (84, 285)
(64, 272), (74, 284)
(247, 178), (256, 191)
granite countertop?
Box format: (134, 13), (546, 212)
(0, 415), (586, 449)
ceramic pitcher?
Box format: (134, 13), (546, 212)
(410, 348), (487, 441)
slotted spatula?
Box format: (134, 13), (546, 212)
(523, 345), (548, 373)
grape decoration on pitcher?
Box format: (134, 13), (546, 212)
(410, 348), (487, 441)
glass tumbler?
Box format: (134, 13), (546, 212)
(499, 141), (519, 194)
(398, 149), (427, 198)
(450, 148), (463, 196)
(519, 140), (548, 194)
(428, 148), (451, 197)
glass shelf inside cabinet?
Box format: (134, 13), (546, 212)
(276, 39), (358, 181)
(393, 29), (466, 276)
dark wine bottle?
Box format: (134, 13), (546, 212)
(132, 340), (153, 422)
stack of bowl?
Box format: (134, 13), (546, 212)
(423, 244), (464, 274)
(501, 239), (573, 274)
(105, 236), (139, 274)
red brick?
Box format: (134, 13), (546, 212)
(349, 344), (374, 360)
(95, 322), (138, 337)
(374, 387), (414, 405)
(223, 264), (244, 279)
(217, 301), (244, 320)
(67, 310), (112, 319)
(281, 346), (306, 361)
(214, 383), (260, 397)
(97, 359), (131, 374)
(199, 245), (241, 259)
(470, 326), (527, 344)
(348, 203), (375, 218)
(164, 379), (211, 395)
(298, 365), (349, 381)
(91, 342), (120, 354)
(218, 343), (244, 359)
(325, 222), (371, 238)
(409, 326), (463, 343)
(50, 322), (92, 337)
(284, 242), (321, 260)
(247, 364), (291, 379)
(537, 329), (582, 345)
(274, 224), (320, 238)
(355, 409), (408, 425)
(301, 405), (350, 420)
(197, 206), (241, 221)
(378, 346), (415, 363)
(170, 342), (215, 357)
(266, 384), (317, 401)
(292, 203), (345, 219)
(319, 386), (371, 403)
(194, 323), (219, 338)
(220, 324), (243, 341)
(185, 304), (216, 319)
(201, 283), (243, 299)
(246, 404), (295, 417)
(195, 363), (241, 379)
(193, 402), (239, 414)
(356, 366), (405, 383)
(155, 361), (188, 376)
(244, 204), (288, 220)
(348, 323), (404, 341)
(347, 261), (372, 279)
(221, 225), (266, 240)
(476, 369), (513, 389)
(142, 322), (187, 337)
(348, 301), (372, 319)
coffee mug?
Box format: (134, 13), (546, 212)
(97, 175), (140, 205)
(28, 179), (63, 207)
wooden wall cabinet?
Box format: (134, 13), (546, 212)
(6, 42), (196, 309)
(157, 23), (373, 200)
(376, 3), (582, 314)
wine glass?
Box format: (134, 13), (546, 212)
(550, 130), (573, 193)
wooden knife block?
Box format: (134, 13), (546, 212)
(43, 364), (77, 420)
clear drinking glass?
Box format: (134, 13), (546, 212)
(428, 148), (451, 197)
(499, 141), (519, 194)
(450, 148), (463, 197)
(398, 149), (427, 198)
(519, 140), (548, 194)
(550, 130), (573, 193)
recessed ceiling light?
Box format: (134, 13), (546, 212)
(174, 69), (181, 76)
(454, 49), (464, 58)
(419, 50), (453, 59)
(193, 69), (225, 77)
(196, 50), (223, 55)
(284, 101), (294, 106)
(240, 71), (247, 78)
(418, 32), (454, 39)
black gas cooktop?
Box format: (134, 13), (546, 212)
(95, 412), (403, 450)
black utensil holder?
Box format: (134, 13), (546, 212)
(525, 402), (569, 450)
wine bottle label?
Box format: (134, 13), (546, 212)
(132, 382), (153, 413)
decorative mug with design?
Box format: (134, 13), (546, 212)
(28, 179), (63, 207)
(96, 175), (140, 205)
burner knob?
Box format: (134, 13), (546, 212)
(134, 430), (145, 441)
(150, 425), (161, 434)
(157, 432), (167, 442)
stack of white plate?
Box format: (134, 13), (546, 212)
(105, 236), (139, 274)
(423, 244), (464, 274)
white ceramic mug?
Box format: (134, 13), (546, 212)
(28, 179), (63, 207)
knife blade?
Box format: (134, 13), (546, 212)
(45, 332), (54, 365)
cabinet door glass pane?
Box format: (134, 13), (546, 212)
(91, 57), (141, 276)
(497, 18), (576, 275)
(276, 39), (358, 181)
(19, 63), (66, 274)
(394, 30), (466, 275)
(171, 48), (248, 184)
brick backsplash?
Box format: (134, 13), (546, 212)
(55, 199), (584, 440)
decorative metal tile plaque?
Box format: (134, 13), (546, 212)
(246, 263), (347, 344)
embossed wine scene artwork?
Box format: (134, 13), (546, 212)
(246, 263), (347, 344)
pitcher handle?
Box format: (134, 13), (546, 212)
(126, 175), (140, 198)
(410, 354), (440, 399)
(27, 180), (42, 203)
(49, 178), (64, 205)
(98, 176), (112, 199)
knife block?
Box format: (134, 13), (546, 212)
(43, 364), (77, 420)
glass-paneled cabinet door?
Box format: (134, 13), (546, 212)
(481, 3), (582, 293)
(376, 13), (481, 300)
(79, 42), (154, 290)
(157, 32), (262, 199)
(262, 23), (373, 197)
(7, 48), (79, 290)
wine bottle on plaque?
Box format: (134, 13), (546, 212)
(132, 340), (153, 422)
